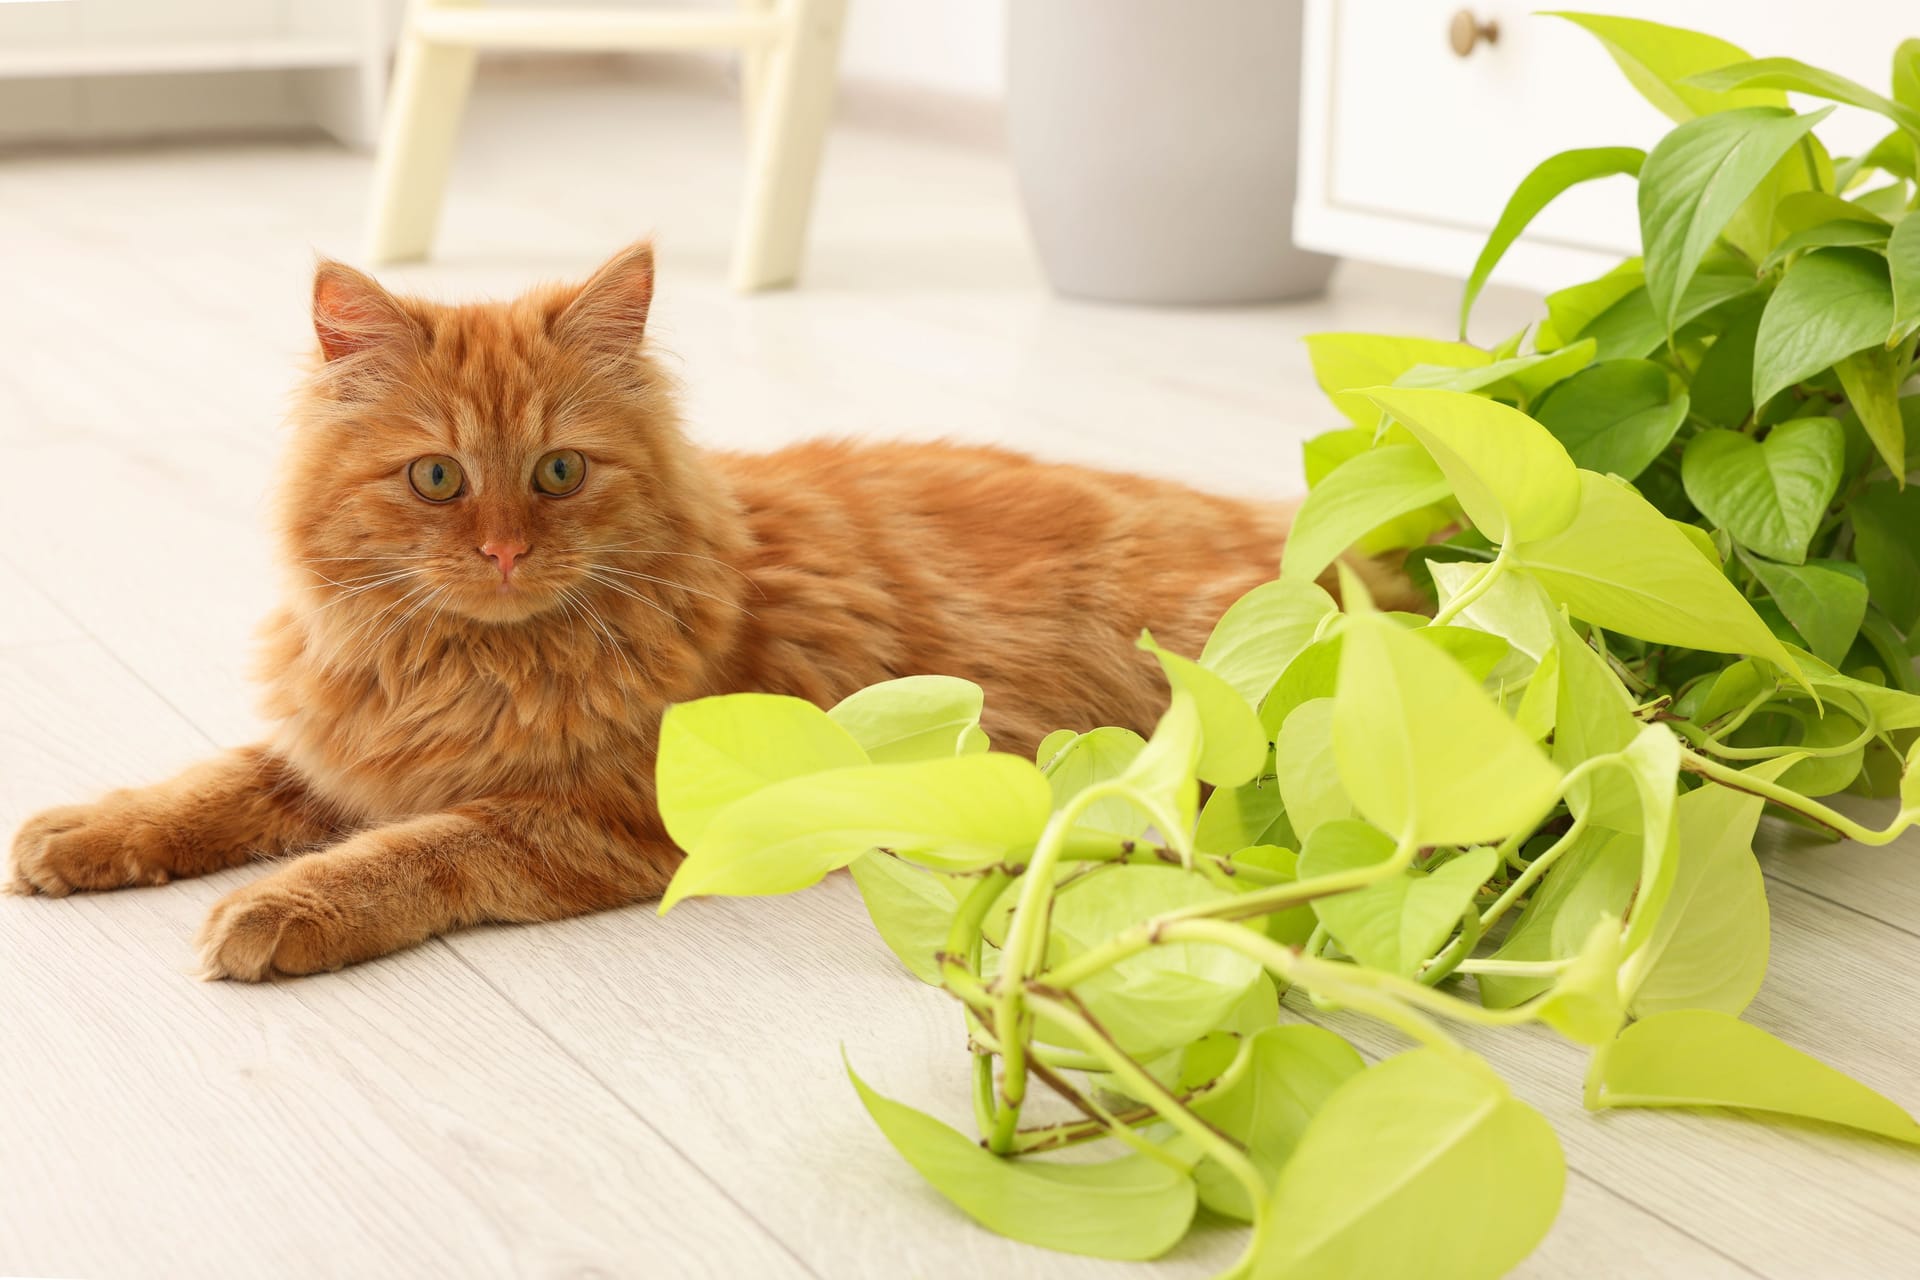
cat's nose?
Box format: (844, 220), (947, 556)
(480, 539), (529, 580)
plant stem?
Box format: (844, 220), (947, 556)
(1477, 811), (1590, 936)
(1430, 542), (1511, 626)
(1679, 747), (1914, 843)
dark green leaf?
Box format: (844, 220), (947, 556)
(1743, 554), (1872, 667)
(1753, 247), (1895, 408)
(1687, 297), (1765, 429)
(1639, 107), (1831, 339)
(1680, 417), (1845, 563)
(1578, 266), (1759, 360)
(1533, 359), (1689, 479)
(1853, 481), (1920, 630)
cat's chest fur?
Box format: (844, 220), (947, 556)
(264, 611), (662, 825)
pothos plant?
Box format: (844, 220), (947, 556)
(655, 15), (1920, 1279)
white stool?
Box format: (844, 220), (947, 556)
(364, 0), (848, 290)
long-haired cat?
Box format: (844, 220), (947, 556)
(7, 242), (1405, 979)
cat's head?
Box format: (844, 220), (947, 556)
(280, 242), (739, 638)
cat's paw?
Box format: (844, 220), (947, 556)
(196, 873), (356, 981)
(7, 803), (177, 896)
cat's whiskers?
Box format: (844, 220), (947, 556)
(569, 543), (761, 588)
(577, 568), (688, 631)
(305, 569), (423, 618)
(583, 562), (753, 615)
(561, 585), (641, 687)
(327, 580), (439, 672)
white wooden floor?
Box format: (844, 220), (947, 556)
(3, 70), (1919, 1280)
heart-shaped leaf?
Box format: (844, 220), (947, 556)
(656, 693), (868, 849)
(848, 852), (964, 984)
(1301, 822), (1499, 977)
(1533, 358), (1689, 480)
(1363, 387), (1581, 546)
(1199, 578), (1337, 707)
(1188, 1026), (1364, 1220)
(1282, 445), (1452, 587)
(1141, 632), (1268, 787)
(1333, 612), (1562, 845)
(1273, 698), (1352, 841)
(1753, 247), (1896, 408)
(1681, 417), (1844, 563)
(1255, 1048), (1563, 1280)
(847, 1059), (1199, 1259)
(829, 676), (989, 763)
(1741, 554), (1870, 667)
(1045, 726), (1150, 839)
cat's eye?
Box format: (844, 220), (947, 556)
(408, 455), (464, 502)
(534, 449), (587, 496)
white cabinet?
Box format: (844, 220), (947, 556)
(0, 0), (390, 147)
(1295, 2), (1908, 301)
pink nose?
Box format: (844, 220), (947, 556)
(481, 539), (528, 580)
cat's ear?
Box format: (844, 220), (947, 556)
(312, 260), (417, 363)
(555, 240), (655, 361)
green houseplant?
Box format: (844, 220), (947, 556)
(653, 14), (1920, 1279)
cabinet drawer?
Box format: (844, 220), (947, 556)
(1296, 1), (1904, 302)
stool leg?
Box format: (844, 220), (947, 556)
(364, 0), (481, 264)
(730, 0), (848, 291)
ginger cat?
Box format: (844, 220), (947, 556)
(7, 242), (1398, 979)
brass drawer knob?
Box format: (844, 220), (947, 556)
(1449, 9), (1499, 57)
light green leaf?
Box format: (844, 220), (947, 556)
(1534, 915), (1627, 1046)
(1896, 38), (1920, 116)
(1681, 418), (1845, 564)
(1689, 58), (1920, 141)
(656, 693), (868, 850)
(1273, 698), (1352, 841)
(1045, 867), (1263, 1057)
(1533, 359), (1689, 480)
(1428, 563), (1556, 671)
(829, 676), (989, 764)
(1256, 1048), (1563, 1280)
(1517, 471), (1806, 676)
(1592, 1010), (1920, 1145)
(1538, 259), (1643, 351)
(1390, 342), (1598, 406)
(1141, 633), (1266, 788)
(1333, 612), (1562, 845)
(662, 753), (1053, 908)
(1305, 333), (1488, 429)
(1195, 766), (1293, 857)
(1121, 691), (1204, 848)
(1754, 247), (1895, 408)
(1625, 773), (1775, 1018)
(1461, 147), (1644, 337)
(1548, 13), (1782, 123)
(1260, 634), (1343, 738)
(1363, 387), (1581, 545)
(1743, 554), (1871, 667)
(1282, 446), (1452, 587)
(1837, 344), (1910, 479)
(1036, 728), (1078, 769)
(1046, 726), (1150, 839)
(848, 852), (963, 984)
(1301, 825), (1498, 978)
(1613, 724), (1684, 962)
(1200, 578), (1338, 707)
(1550, 610), (1643, 832)
(1231, 845), (1317, 946)
(847, 1059), (1199, 1259)
(1189, 1026), (1364, 1221)
(1639, 107), (1831, 339)
(1481, 828), (1641, 1009)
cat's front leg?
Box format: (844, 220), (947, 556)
(195, 797), (671, 980)
(8, 746), (343, 896)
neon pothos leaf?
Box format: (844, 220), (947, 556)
(1592, 1010), (1920, 1145)
(1547, 12), (1782, 123)
(1688, 58), (1920, 142)
(829, 675), (990, 763)
(846, 1058), (1199, 1259)
(1301, 824), (1499, 978)
(1461, 146), (1644, 338)
(1364, 387), (1581, 545)
(1333, 612), (1562, 846)
(1256, 1048), (1564, 1280)
(1045, 726), (1150, 839)
(1189, 1025), (1364, 1221)
(656, 693), (867, 849)
(1517, 471), (1806, 679)
(1303, 333), (1487, 429)
(1283, 445), (1451, 588)
(1199, 577), (1337, 707)
(1140, 632), (1267, 787)
(848, 852), (962, 984)
(661, 753), (1052, 908)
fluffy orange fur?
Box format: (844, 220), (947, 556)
(7, 242), (1410, 979)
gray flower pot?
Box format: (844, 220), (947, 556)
(1006, 0), (1335, 305)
